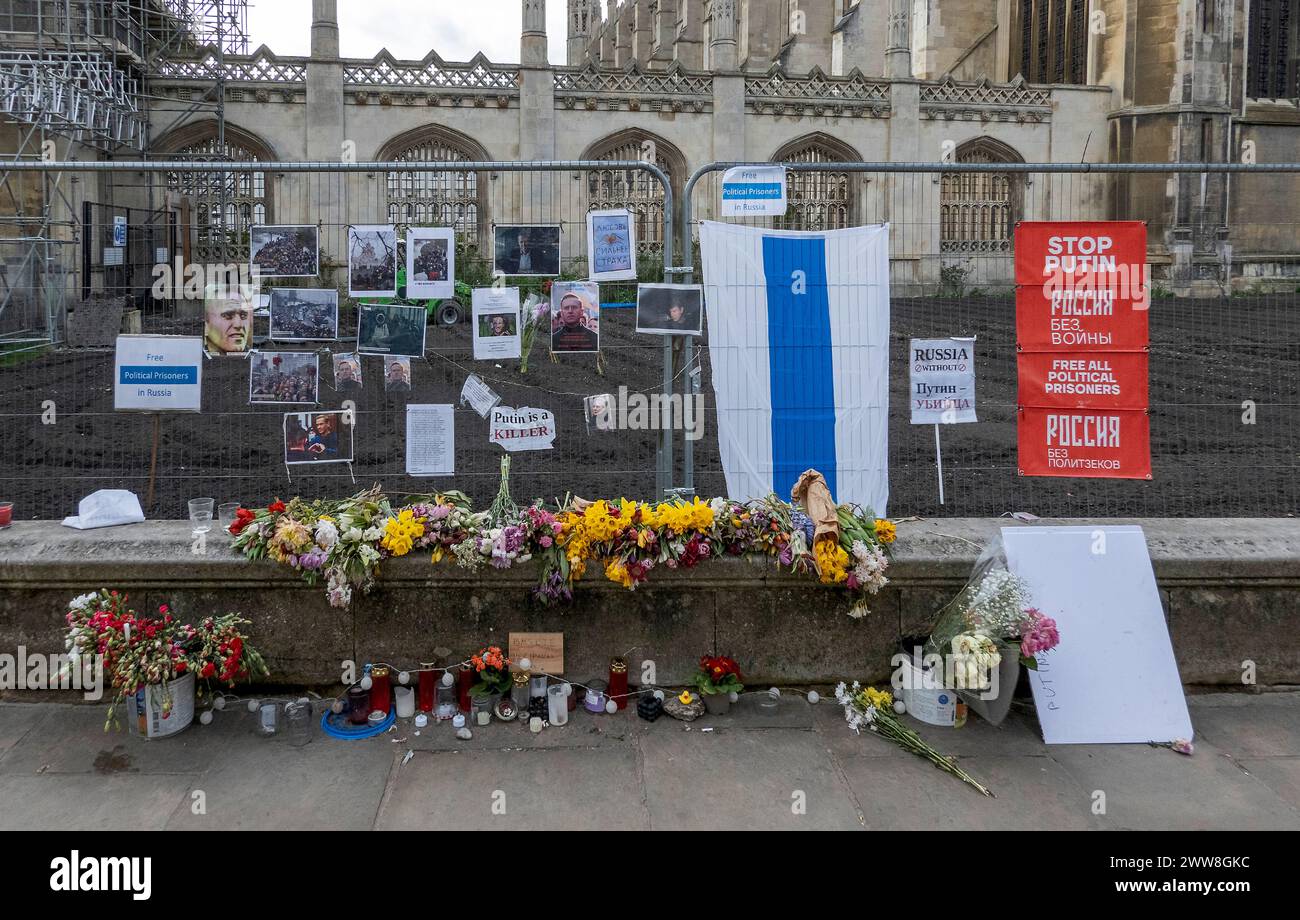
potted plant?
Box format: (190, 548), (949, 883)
(692, 655), (744, 715)
(468, 645), (512, 703)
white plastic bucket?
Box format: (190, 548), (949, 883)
(127, 671), (195, 739)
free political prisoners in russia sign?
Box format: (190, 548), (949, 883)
(721, 166), (788, 217)
(114, 335), (203, 411)
(1015, 221), (1150, 480)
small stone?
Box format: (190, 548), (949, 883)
(661, 694), (705, 722)
(455, 727), (473, 741)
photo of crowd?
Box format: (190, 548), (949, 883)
(494, 225), (561, 277)
(357, 303), (427, 356)
(406, 228), (455, 299)
(250, 225), (319, 278)
(284, 411), (354, 464)
(349, 225), (398, 297)
(268, 288), (338, 342)
(250, 352), (319, 405)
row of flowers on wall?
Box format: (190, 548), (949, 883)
(227, 469), (896, 615)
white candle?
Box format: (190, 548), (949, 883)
(394, 686), (415, 718)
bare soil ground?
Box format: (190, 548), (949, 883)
(2, 295), (1296, 519)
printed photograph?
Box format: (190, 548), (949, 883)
(349, 225), (398, 297)
(333, 352), (362, 393)
(550, 280), (600, 354)
(587, 208), (637, 282)
(284, 410), (354, 464)
(493, 224), (561, 277)
(406, 227), (455, 299)
(250, 352), (319, 405)
(357, 303), (427, 357)
(250, 225), (319, 278)
(384, 356), (413, 393)
(472, 287), (522, 360)
(204, 294), (255, 356)
(585, 393), (616, 435)
(268, 288), (338, 341)
(636, 284), (704, 337)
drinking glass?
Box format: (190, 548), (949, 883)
(188, 498), (215, 533)
(217, 502), (240, 531)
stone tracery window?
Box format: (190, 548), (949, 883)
(940, 138), (1023, 254)
(1011, 0), (1088, 84)
(379, 127), (489, 241)
(159, 125), (271, 264)
(583, 129), (685, 255)
(1248, 0), (1299, 99)
(772, 134), (859, 232)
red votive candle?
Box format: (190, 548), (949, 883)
(609, 657), (629, 711)
(457, 664), (474, 713)
(369, 665), (392, 716)
(417, 666), (437, 713)
(0, 502), (12, 528)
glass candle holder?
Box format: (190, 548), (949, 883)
(471, 694), (494, 726)
(370, 665), (392, 716)
(609, 657), (629, 711)
(529, 673), (548, 698)
(0, 501), (13, 528)
(436, 684), (457, 721)
(285, 699), (313, 746)
(511, 671), (530, 714)
(347, 686), (370, 725)
(417, 667), (437, 713)
(547, 684), (569, 726)
(584, 690), (606, 714)
(188, 497), (215, 533)
(457, 665), (474, 713)
(256, 701), (279, 736)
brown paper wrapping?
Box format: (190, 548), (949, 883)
(790, 469), (840, 543)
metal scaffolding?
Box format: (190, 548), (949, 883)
(0, 1), (250, 348)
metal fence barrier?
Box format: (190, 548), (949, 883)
(680, 161), (1300, 518)
(1, 158), (1297, 519)
(0, 159), (678, 518)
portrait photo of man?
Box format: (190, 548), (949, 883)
(385, 357), (412, 393)
(494, 225), (561, 277)
(285, 411), (354, 464)
(550, 281), (600, 354)
(636, 284), (704, 337)
(204, 295), (254, 356)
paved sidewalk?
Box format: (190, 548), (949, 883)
(1, 691), (1297, 830)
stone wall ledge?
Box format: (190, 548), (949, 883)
(1, 518), (1297, 688)
(3, 518), (1299, 587)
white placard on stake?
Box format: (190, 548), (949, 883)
(406, 404), (455, 476)
(1002, 525), (1193, 745)
(909, 337), (977, 424)
(114, 335), (203, 412)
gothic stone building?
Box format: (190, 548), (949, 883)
(74, 0), (1300, 291)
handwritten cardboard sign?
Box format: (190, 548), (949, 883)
(509, 632), (564, 675)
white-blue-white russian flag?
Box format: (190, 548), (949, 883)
(699, 221), (890, 515)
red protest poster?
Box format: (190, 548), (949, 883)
(1018, 408), (1152, 480)
(1017, 351), (1149, 411)
(1014, 221), (1148, 289)
(1015, 284), (1149, 352)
